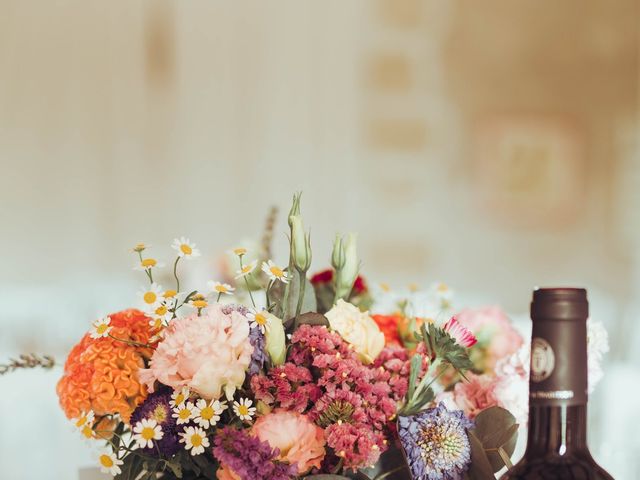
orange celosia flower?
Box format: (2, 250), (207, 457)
(57, 309), (156, 423)
(371, 314), (403, 346)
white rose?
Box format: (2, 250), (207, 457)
(325, 299), (385, 363)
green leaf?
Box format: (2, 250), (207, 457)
(472, 406), (519, 473)
(165, 459), (183, 479)
(466, 431), (496, 480)
(407, 354), (422, 400)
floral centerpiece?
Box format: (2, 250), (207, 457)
(53, 193), (599, 480)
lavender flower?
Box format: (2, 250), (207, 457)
(130, 389), (181, 457)
(213, 426), (297, 480)
(398, 402), (474, 480)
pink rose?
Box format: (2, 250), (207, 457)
(251, 410), (326, 474)
(455, 306), (523, 370)
(452, 373), (500, 419)
(139, 305), (253, 400)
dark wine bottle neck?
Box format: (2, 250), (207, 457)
(525, 404), (589, 456)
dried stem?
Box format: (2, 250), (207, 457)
(0, 353), (55, 375)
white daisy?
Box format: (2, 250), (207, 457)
(231, 247), (248, 257)
(133, 257), (165, 271)
(232, 398), (256, 422)
(172, 237), (201, 259)
(138, 283), (164, 312)
(235, 260), (257, 279)
(193, 398), (226, 429)
(179, 426), (210, 456)
(172, 401), (196, 425)
(73, 410), (95, 429)
(90, 317), (112, 339)
(97, 449), (123, 476)
(261, 260), (289, 284)
(248, 309), (269, 333)
(170, 387), (191, 408)
(132, 418), (163, 449)
(207, 281), (235, 296)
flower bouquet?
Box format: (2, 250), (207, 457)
(56, 194), (529, 480)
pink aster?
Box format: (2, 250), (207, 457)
(443, 316), (477, 348)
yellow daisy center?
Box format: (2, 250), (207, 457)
(99, 455), (114, 468)
(200, 406), (214, 420)
(255, 313), (267, 326)
(437, 283), (449, 292)
(214, 285), (228, 293)
(141, 427), (156, 441)
(152, 318), (163, 329)
(241, 265), (252, 274)
(191, 434), (203, 447)
(144, 292), (157, 304)
(96, 324), (109, 335)
(234, 248), (247, 256)
(178, 409), (191, 420)
(141, 258), (157, 268)
(237, 405), (249, 416)
(270, 266), (284, 278)
(180, 244), (193, 255)
(155, 305), (167, 316)
(164, 290), (177, 298)
(192, 300), (207, 308)
(81, 425), (94, 438)
(174, 393), (185, 405)
(76, 416), (88, 427)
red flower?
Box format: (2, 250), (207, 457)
(310, 269), (368, 294)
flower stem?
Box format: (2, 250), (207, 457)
(294, 270), (306, 327)
(239, 257), (256, 307)
(173, 256), (181, 292)
(108, 334), (152, 349)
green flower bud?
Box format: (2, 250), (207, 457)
(288, 192), (302, 228)
(335, 233), (358, 301)
(290, 215), (312, 272)
(264, 312), (286, 366)
(331, 234), (346, 270)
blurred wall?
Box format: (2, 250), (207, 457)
(1, 1), (639, 478)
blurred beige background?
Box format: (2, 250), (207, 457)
(1, 1), (640, 479)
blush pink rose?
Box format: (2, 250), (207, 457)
(455, 306), (523, 369)
(251, 410), (326, 474)
(452, 373), (500, 419)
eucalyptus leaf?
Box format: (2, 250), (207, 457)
(407, 354), (422, 400)
(466, 431), (496, 480)
(472, 406), (519, 472)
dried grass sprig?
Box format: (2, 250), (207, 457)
(0, 353), (56, 375)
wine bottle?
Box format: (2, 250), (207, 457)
(501, 288), (614, 480)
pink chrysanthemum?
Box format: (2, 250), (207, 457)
(139, 305), (254, 400)
(443, 317), (477, 348)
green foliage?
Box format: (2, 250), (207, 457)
(466, 406), (519, 479)
(271, 274), (318, 322)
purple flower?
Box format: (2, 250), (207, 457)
(130, 389), (181, 457)
(398, 402), (474, 480)
(213, 426), (297, 480)
(248, 324), (267, 375)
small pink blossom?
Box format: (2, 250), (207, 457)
(443, 317), (478, 348)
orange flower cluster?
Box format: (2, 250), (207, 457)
(57, 309), (156, 423)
